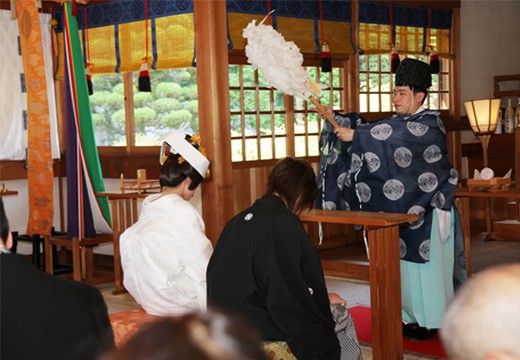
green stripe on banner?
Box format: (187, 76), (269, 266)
(65, 3), (111, 224)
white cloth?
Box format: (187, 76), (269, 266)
(120, 193), (213, 316)
(0, 11), (60, 160)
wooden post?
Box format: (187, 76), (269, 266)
(193, 0), (234, 244)
(514, 127), (520, 227)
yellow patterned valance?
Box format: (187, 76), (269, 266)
(55, 1), (195, 78)
(359, 24), (451, 57)
(358, 2), (452, 58)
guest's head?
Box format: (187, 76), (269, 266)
(441, 264), (520, 360)
(266, 157), (317, 214)
(159, 132), (210, 192)
(0, 198), (13, 249)
(103, 309), (268, 360)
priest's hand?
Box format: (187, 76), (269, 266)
(334, 127), (354, 142)
(312, 106), (335, 121)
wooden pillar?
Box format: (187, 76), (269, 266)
(447, 7), (462, 174)
(193, 0), (234, 244)
(515, 128), (520, 190)
(346, 0), (360, 113)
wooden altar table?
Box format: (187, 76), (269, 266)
(300, 209), (418, 360)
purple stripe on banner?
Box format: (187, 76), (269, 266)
(64, 36), (97, 239)
(64, 55), (79, 239)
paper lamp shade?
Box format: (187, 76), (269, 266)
(463, 98), (501, 135)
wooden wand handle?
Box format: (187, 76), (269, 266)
(309, 97), (340, 129)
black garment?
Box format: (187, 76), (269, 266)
(0, 253), (115, 360)
(207, 195), (340, 360)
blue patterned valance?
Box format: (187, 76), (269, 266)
(227, 0), (352, 21)
(359, 1), (452, 29)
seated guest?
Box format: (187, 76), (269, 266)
(0, 198), (114, 360)
(102, 309), (268, 360)
(121, 130), (213, 316)
(207, 157), (359, 360)
(441, 264), (520, 360)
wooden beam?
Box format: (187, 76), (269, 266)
(193, 0), (234, 244)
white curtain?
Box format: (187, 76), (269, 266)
(0, 10), (60, 160)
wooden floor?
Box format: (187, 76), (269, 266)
(470, 232), (520, 273)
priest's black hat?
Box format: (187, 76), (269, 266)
(395, 58), (432, 89)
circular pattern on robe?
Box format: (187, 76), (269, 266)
(430, 191), (446, 209)
(423, 145), (442, 163)
(326, 147), (339, 165)
(336, 114), (352, 128)
(419, 240), (431, 261)
(337, 172), (348, 190)
(394, 147), (413, 168)
(344, 170), (352, 188)
(323, 201), (337, 210)
(407, 205), (425, 230)
(383, 179), (405, 201)
(370, 123), (393, 141)
(355, 182), (372, 203)
(418, 172), (438, 193)
(449, 168), (459, 185)
(407, 122), (429, 137)
(400, 238), (407, 258)
(244, 213), (253, 221)
(350, 153), (362, 173)
(364, 152), (381, 173)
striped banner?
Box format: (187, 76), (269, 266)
(16, 0), (54, 235)
(62, 2), (111, 238)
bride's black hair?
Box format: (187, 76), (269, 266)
(159, 135), (204, 191)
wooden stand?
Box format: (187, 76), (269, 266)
(44, 233), (114, 285)
(466, 177), (511, 192)
(300, 209), (418, 360)
(120, 169), (160, 194)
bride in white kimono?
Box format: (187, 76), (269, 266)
(120, 131), (213, 316)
